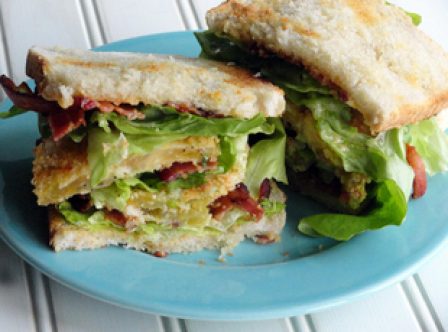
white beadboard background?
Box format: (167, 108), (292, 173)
(0, 1), (447, 331)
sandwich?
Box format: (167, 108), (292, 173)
(0, 46), (288, 256)
(195, 0), (448, 240)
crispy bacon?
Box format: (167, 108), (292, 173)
(104, 209), (127, 227)
(209, 183), (264, 221)
(158, 160), (217, 182)
(158, 162), (199, 182)
(166, 102), (224, 118)
(0, 75), (58, 114)
(153, 251), (168, 258)
(68, 194), (93, 213)
(258, 178), (271, 201)
(254, 234), (276, 244)
(48, 99), (86, 141)
(1, 75), (146, 140)
(406, 144), (427, 199)
(95, 101), (145, 120)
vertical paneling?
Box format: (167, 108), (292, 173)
(0, 0), (90, 81)
(185, 319), (293, 332)
(417, 246), (448, 329)
(307, 285), (423, 332)
(0, 240), (36, 332)
(0, 6), (9, 100)
(190, 0), (221, 29)
(78, 0), (105, 47)
(95, 0), (185, 42)
(49, 282), (164, 332)
(176, 0), (200, 30)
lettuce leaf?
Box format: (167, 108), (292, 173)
(0, 105), (28, 119)
(91, 178), (152, 211)
(91, 105), (273, 138)
(285, 91), (415, 198)
(58, 201), (121, 230)
(407, 119), (448, 175)
(260, 199), (286, 217)
(87, 128), (184, 187)
(218, 136), (237, 173)
(140, 172), (207, 191)
(245, 118), (288, 193)
(298, 180), (407, 241)
(87, 105), (275, 187)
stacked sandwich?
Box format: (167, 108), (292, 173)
(0, 47), (287, 255)
(196, 0), (448, 240)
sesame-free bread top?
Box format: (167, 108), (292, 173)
(206, 0), (448, 133)
(26, 46), (285, 118)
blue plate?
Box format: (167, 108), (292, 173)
(1, 31), (448, 320)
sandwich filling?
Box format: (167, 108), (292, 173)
(0, 75), (287, 253)
(195, 30), (448, 240)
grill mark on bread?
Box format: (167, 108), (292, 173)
(58, 59), (167, 72)
(344, 0), (380, 25)
(57, 59), (116, 68)
(227, 1), (320, 38)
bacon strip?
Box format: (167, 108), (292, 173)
(158, 162), (200, 182)
(166, 102), (224, 118)
(258, 178), (271, 201)
(48, 99), (86, 141)
(158, 161), (217, 182)
(0, 75), (58, 114)
(104, 209), (127, 227)
(209, 183), (264, 221)
(95, 101), (145, 120)
(406, 144), (427, 199)
(0, 75), (150, 140)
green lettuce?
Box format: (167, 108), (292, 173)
(407, 119), (448, 175)
(89, 133), (243, 209)
(285, 91), (415, 198)
(140, 172), (207, 191)
(58, 201), (121, 230)
(88, 105), (274, 187)
(298, 180), (407, 241)
(0, 105), (27, 119)
(260, 199), (286, 217)
(245, 118), (288, 194)
(91, 178), (152, 211)
(91, 105), (273, 137)
(87, 128), (185, 187)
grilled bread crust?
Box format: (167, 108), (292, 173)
(26, 46), (285, 118)
(207, 0), (448, 133)
(49, 181), (286, 255)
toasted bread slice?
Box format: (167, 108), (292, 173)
(206, 0), (448, 133)
(49, 181), (286, 255)
(32, 135), (247, 206)
(26, 46), (285, 118)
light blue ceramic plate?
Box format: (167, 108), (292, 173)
(1, 31), (448, 320)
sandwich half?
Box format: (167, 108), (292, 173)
(196, 0), (448, 240)
(0, 46), (287, 256)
